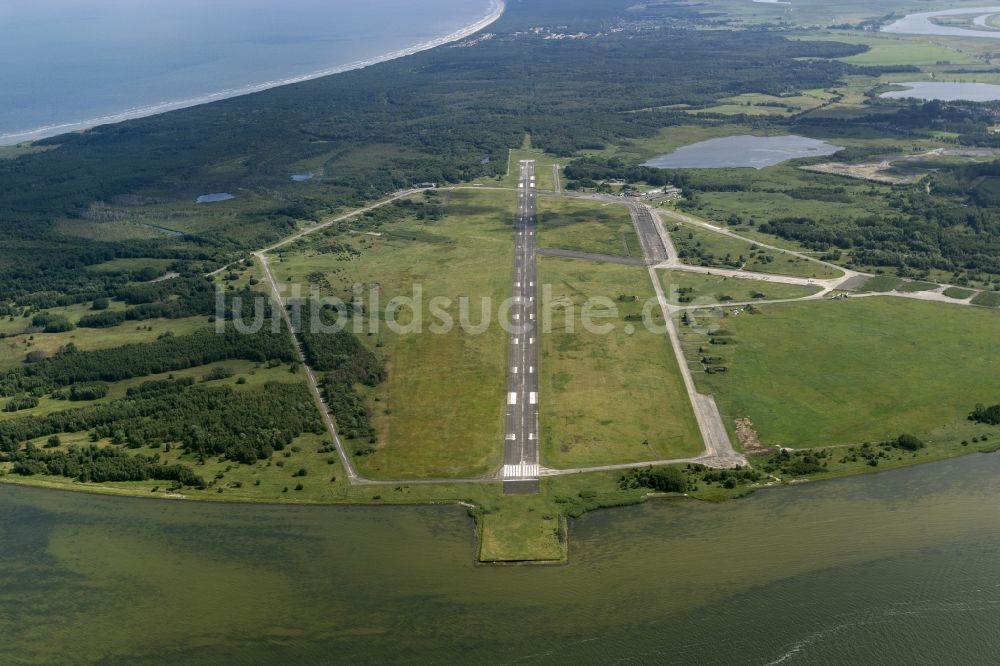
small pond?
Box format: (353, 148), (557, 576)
(881, 81), (1000, 102)
(196, 192), (235, 204)
(642, 134), (842, 169)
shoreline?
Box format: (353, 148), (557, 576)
(0, 0), (505, 147)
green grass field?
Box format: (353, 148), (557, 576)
(691, 298), (1000, 449)
(944, 287), (976, 300)
(895, 280), (939, 293)
(660, 270), (822, 305)
(538, 257), (702, 468)
(537, 196), (641, 257)
(859, 275), (904, 292)
(0, 300), (130, 337)
(693, 89), (837, 117)
(802, 32), (979, 67)
(972, 291), (1000, 308)
(665, 215), (843, 279)
(269, 189), (514, 479)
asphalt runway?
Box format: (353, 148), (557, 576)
(503, 160), (541, 494)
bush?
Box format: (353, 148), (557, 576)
(619, 466), (687, 493)
(31, 313), (74, 333)
(3, 395), (39, 412)
(893, 433), (924, 451)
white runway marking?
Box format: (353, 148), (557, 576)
(503, 463), (540, 479)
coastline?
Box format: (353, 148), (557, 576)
(0, 0), (505, 147)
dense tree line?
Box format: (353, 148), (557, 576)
(0, 381), (322, 464)
(563, 157), (677, 186)
(296, 302), (386, 443)
(77, 276), (236, 327)
(8, 444), (206, 486)
(3, 396), (39, 412)
(0, 325), (293, 397)
(51, 382), (110, 401)
(297, 304), (386, 385)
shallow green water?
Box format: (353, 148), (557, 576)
(3, 454), (1000, 664)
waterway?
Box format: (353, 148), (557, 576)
(2, 452), (1000, 663)
(883, 6), (1000, 38)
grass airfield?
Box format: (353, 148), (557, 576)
(4, 119), (1000, 562)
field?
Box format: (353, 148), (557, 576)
(944, 287), (976, 300)
(267, 189), (514, 479)
(537, 196), (640, 257)
(802, 32), (979, 67)
(0, 359), (299, 422)
(972, 291), (1000, 308)
(0, 315), (212, 371)
(660, 270), (822, 305)
(693, 90), (837, 117)
(664, 213), (843, 279)
(688, 298), (1000, 449)
(538, 257), (702, 468)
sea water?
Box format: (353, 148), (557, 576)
(0, 0), (496, 144)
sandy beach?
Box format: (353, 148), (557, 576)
(0, 0), (505, 146)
